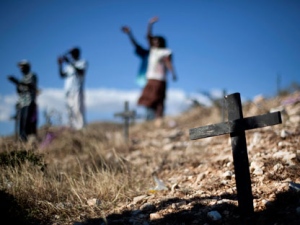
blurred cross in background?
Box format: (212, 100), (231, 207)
(114, 101), (136, 141)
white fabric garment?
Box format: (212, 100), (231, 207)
(64, 60), (87, 94)
(63, 59), (87, 130)
(146, 48), (172, 81)
(66, 90), (85, 130)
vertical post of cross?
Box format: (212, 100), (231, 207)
(123, 101), (129, 140)
(222, 89), (227, 122)
(190, 92), (282, 217)
(114, 101), (136, 141)
(226, 93), (254, 216)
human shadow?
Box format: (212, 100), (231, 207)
(78, 189), (300, 225)
(0, 190), (48, 225)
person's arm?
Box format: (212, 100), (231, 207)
(8, 75), (34, 89)
(7, 75), (20, 85)
(9, 73), (37, 93)
(121, 26), (139, 47)
(122, 26), (148, 57)
(57, 57), (67, 78)
(164, 54), (177, 81)
(73, 61), (86, 77)
(66, 58), (86, 77)
(7, 75), (22, 93)
(147, 16), (159, 46)
(62, 53), (86, 77)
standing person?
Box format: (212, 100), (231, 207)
(7, 60), (38, 142)
(58, 47), (87, 130)
(121, 25), (155, 120)
(137, 16), (177, 124)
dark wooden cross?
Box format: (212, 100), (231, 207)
(114, 101), (136, 141)
(189, 92), (282, 217)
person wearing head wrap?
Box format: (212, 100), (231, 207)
(58, 47), (87, 130)
(7, 60), (38, 141)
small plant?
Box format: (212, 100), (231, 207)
(0, 150), (46, 171)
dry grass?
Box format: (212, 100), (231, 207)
(0, 91), (300, 224)
(0, 123), (153, 224)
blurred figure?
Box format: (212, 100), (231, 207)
(121, 26), (149, 89)
(7, 60), (38, 141)
(58, 47), (87, 130)
(122, 16), (177, 122)
(137, 16), (177, 124)
(121, 25), (153, 120)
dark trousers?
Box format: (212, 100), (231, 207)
(19, 103), (37, 141)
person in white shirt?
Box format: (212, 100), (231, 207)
(138, 16), (177, 123)
(58, 47), (87, 130)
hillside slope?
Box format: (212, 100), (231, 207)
(0, 91), (299, 225)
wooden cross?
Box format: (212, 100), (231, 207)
(114, 101), (136, 141)
(189, 92), (282, 217)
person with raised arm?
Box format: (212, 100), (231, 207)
(137, 16), (177, 125)
(58, 47), (87, 130)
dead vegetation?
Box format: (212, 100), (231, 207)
(0, 91), (300, 225)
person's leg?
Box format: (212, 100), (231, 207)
(146, 107), (155, 121)
(155, 100), (164, 118)
(155, 81), (166, 119)
(154, 99), (165, 127)
(27, 102), (37, 136)
(66, 93), (75, 129)
(19, 106), (29, 141)
(79, 91), (86, 127)
(72, 91), (85, 130)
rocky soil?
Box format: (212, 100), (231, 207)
(1, 92), (300, 225)
(84, 92), (300, 225)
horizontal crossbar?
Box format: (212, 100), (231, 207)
(114, 111), (136, 118)
(189, 111), (281, 140)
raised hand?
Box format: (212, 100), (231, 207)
(121, 26), (131, 34)
(149, 16), (159, 24)
(57, 56), (64, 64)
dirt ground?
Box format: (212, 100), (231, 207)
(84, 92), (300, 225)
